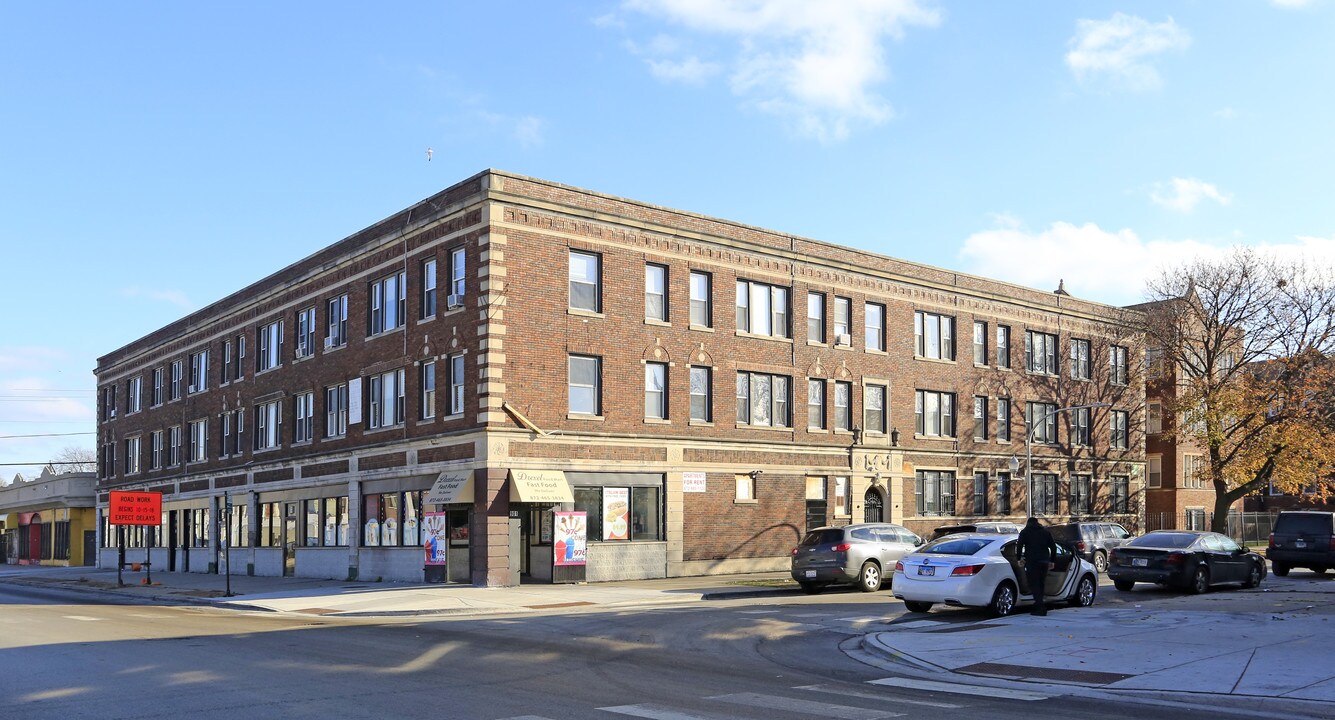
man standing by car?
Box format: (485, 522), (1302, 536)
(1017, 517), (1057, 616)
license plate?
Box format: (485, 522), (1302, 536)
(1295, 541), (1307, 548)
(1133, 558), (1148, 567)
(804, 570), (816, 578)
(917, 565), (935, 576)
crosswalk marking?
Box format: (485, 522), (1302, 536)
(706, 692), (902, 719)
(600, 704), (732, 720)
(494, 716), (557, 720)
(884, 619), (946, 630)
(736, 609), (780, 614)
(793, 683), (964, 709)
(868, 677), (1050, 701)
(61, 615), (100, 622)
(835, 615), (889, 624)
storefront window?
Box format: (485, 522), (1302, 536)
(632, 487), (661, 540)
(573, 488), (602, 542)
(448, 507), (470, 547)
(226, 502), (249, 547)
(258, 502), (281, 547)
(404, 492), (422, 546)
(305, 499), (320, 546)
(573, 485), (663, 542)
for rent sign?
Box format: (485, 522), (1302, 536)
(108, 491), (163, 525)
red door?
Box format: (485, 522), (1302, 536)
(28, 523), (42, 563)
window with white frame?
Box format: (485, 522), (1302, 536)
(1071, 338), (1091, 380)
(915, 390), (955, 438)
(1072, 474), (1092, 515)
(449, 246), (466, 303)
(421, 258), (437, 318)
(325, 384), (348, 438)
(916, 470), (955, 516)
(835, 476), (851, 515)
(1032, 473), (1059, 515)
(370, 271), (406, 334)
(1147, 455), (1162, 488)
(327, 294), (348, 348)
(569, 251), (601, 312)
(152, 367), (163, 406)
(1110, 345), (1128, 385)
(644, 362), (668, 419)
(420, 361), (436, 420)
(1112, 476), (1129, 513)
(127, 376), (142, 413)
(1025, 330), (1058, 374)
(973, 395), (988, 441)
(1071, 406), (1091, 446)
(736, 371), (791, 427)
(188, 350), (208, 394)
(189, 418), (208, 462)
(296, 307), (316, 359)
(170, 360), (183, 400)
(258, 319), (283, 372)
(997, 397), (1011, 441)
(102, 384), (116, 420)
(100, 442), (115, 478)
(689, 271), (711, 328)
(833, 297), (851, 344)
(1027, 401), (1058, 443)
(735, 473), (756, 502)
(997, 325), (1011, 368)
(1183, 454), (1206, 489)
(369, 368), (406, 429)
(295, 391), (314, 443)
(973, 321), (988, 365)
(865, 302), (885, 351)
(735, 280), (790, 338)
(221, 408), (244, 456)
(150, 430), (163, 469)
(1147, 402), (1163, 434)
(168, 426), (181, 466)
(124, 436), (140, 474)
(914, 311), (955, 360)
(255, 400), (280, 450)
(833, 380), (851, 431)
(864, 384), (886, 433)
(807, 291), (825, 343)
(221, 341), (233, 384)
(449, 353), (465, 416)
(690, 366), (712, 422)
(568, 355), (600, 416)
(973, 472), (989, 515)
(1111, 410), (1128, 449)
(645, 264), (667, 322)
(233, 334), (246, 381)
(807, 378), (826, 429)
(997, 472), (1012, 514)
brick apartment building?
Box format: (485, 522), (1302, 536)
(95, 170), (1147, 586)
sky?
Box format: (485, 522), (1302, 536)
(2, 1), (1334, 481)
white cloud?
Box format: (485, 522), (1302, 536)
(1214, 106), (1237, 120)
(514, 116), (545, 148)
(1150, 177), (1232, 213)
(1270, 0), (1312, 8)
(621, 0), (941, 142)
(1065, 13), (1191, 91)
(119, 286), (193, 309)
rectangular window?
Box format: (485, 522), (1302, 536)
(736, 371), (791, 427)
(1025, 330), (1059, 374)
(370, 271), (407, 334)
(997, 398), (1011, 442)
(997, 325), (1011, 369)
(100, 442), (114, 478)
(807, 291), (825, 343)
(835, 476), (851, 516)
(1183, 454), (1206, 489)
(296, 307), (316, 359)
(735, 474), (756, 502)
(1072, 474), (1092, 515)
(448, 247), (466, 303)
(369, 368), (406, 429)
(1027, 401), (1059, 444)
(150, 430), (163, 469)
(327, 294), (348, 348)
(1110, 345), (1128, 385)
(973, 396), (988, 441)
(569, 251), (601, 312)
(645, 263), (667, 322)
(221, 409), (244, 456)
(973, 321), (988, 365)
(1071, 406), (1091, 447)
(127, 376), (142, 413)
(973, 471), (988, 515)
(255, 400), (281, 450)
(806, 379), (826, 429)
(102, 384), (117, 420)
(645, 362), (667, 419)
(152, 367), (163, 406)
(568, 355), (601, 416)
(864, 384), (886, 434)
(1112, 476), (1130, 513)
(1111, 410), (1129, 450)
(420, 361), (436, 420)
(833, 297), (851, 344)
(1071, 338), (1091, 380)
(170, 360), (183, 400)
(1032, 473), (1059, 515)
(168, 426), (181, 466)
(221, 341), (233, 385)
(124, 437), (140, 474)
(915, 470), (956, 516)
(833, 380), (851, 431)
(188, 350), (208, 394)
(690, 366), (712, 422)
(735, 280), (790, 338)
(258, 320), (283, 372)
(689, 271), (711, 328)
(1147, 402), (1163, 434)
(325, 384), (348, 438)
(189, 419), (208, 462)
(914, 311), (955, 360)
(1147, 456), (1162, 488)
(295, 391), (314, 443)
(864, 302), (885, 351)
(914, 390), (955, 438)
(421, 258), (437, 318)
(221, 411), (231, 457)
(449, 354), (465, 416)
(235, 335), (246, 380)
(996, 472), (1012, 514)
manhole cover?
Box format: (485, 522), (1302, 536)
(959, 661), (1134, 685)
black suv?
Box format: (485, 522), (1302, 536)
(1267, 511), (1335, 576)
(1049, 521), (1133, 573)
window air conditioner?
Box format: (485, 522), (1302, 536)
(188, 384), (197, 394)
(447, 294), (465, 309)
(835, 333), (852, 346)
(324, 336), (335, 349)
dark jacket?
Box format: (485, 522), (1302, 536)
(1017, 521), (1058, 565)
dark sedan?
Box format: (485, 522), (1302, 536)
(1108, 531), (1266, 594)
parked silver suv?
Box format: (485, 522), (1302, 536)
(791, 523), (923, 593)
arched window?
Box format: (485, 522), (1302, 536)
(864, 487), (884, 523)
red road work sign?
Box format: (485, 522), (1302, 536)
(108, 491), (163, 525)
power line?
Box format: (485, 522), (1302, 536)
(0, 461), (94, 467)
(0, 431), (96, 439)
(1, 388), (94, 393)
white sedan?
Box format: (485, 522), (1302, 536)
(892, 533), (1099, 616)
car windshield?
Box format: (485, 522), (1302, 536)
(920, 537), (994, 556)
(1128, 532), (1197, 549)
(799, 529), (846, 547)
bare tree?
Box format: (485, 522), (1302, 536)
(1141, 248), (1335, 532)
(50, 446), (97, 473)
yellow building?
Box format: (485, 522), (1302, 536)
(1, 469), (98, 567)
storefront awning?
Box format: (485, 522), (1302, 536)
(424, 472), (474, 505)
(509, 469), (573, 503)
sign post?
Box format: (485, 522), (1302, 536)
(108, 491), (163, 587)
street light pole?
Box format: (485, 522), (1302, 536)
(1024, 402), (1112, 518)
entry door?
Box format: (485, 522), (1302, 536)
(83, 531), (96, 566)
(283, 502), (298, 577)
(167, 512), (178, 572)
(28, 524), (41, 562)
(864, 488), (884, 524)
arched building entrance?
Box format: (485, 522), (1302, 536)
(864, 487), (884, 523)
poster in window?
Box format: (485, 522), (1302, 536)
(554, 511), (586, 566)
(603, 487), (630, 540)
(422, 511), (449, 566)
(540, 510), (553, 544)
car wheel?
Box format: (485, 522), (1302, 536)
(1190, 566), (1210, 594)
(903, 600), (933, 613)
(989, 581), (1017, 617)
(1069, 574), (1097, 607)
(1094, 551), (1108, 574)
(1272, 562), (1290, 577)
(1113, 579), (1135, 592)
(798, 582), (824, 595)
(858, 561), (882, 592)
(1242, 563), (1263, 589)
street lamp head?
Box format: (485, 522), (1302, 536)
(1009, 455), (1020, 473)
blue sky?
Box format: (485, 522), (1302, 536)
(2, 1), (1333, 479)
